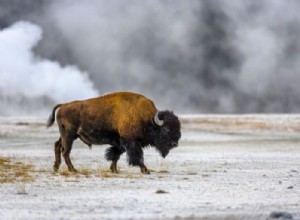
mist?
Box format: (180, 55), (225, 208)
(1, 0), (300, 115)
(0, 21), (97, 115)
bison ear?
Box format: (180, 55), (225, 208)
(154, 111), (164, 126)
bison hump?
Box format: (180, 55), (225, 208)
(113, 95), (156, 138)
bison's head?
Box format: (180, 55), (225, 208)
(150, 110), (181, 158)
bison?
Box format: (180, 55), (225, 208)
(47, 92), (181, 174)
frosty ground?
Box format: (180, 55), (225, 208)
(0, 115), (300, 220)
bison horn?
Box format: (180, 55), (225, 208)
(154, 111), (164, 126)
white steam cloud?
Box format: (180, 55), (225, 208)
(41, 0), (300, 113)
(1, 0), (300, 114)
(0, 21), (98, 116)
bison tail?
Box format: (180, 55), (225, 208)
(46, 104), (63, 128)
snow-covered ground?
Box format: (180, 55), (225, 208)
(1, 115), (300, 220)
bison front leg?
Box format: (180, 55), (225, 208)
(122, 140), (150, 174)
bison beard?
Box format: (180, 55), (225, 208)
(47, 92), (181, 174)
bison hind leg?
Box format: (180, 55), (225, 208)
(53, 137), (62, 172)
(105, 146), (125, 173)
(60, 133), (77, 172)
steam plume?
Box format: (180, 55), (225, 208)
(1, 0), (300, 114)
(0, 21), (98, 115)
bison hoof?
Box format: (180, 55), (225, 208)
(110, 168), (118, 174)
(141, 167), (150, 174)
(53, 165), (59, 172)
(110, 166), (118, 173)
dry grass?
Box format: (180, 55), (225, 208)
(78, 167), (92, 178)
(95, 168), (143, 179)
(58, 168), (82, 178)
(0, 156), (35, 183)
(58, 167), (100, 178)
(97, 169), (114, 178)
(157, 169), (170, 174)
(58, 167), (103, 178)
(1, 158), (161, 182)
(181, 116), (300, 134)
(59, 169), (73, 177)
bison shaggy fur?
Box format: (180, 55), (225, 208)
(47, 92), (181, 174)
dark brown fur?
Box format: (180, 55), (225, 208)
(47, 92), (181, 174)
